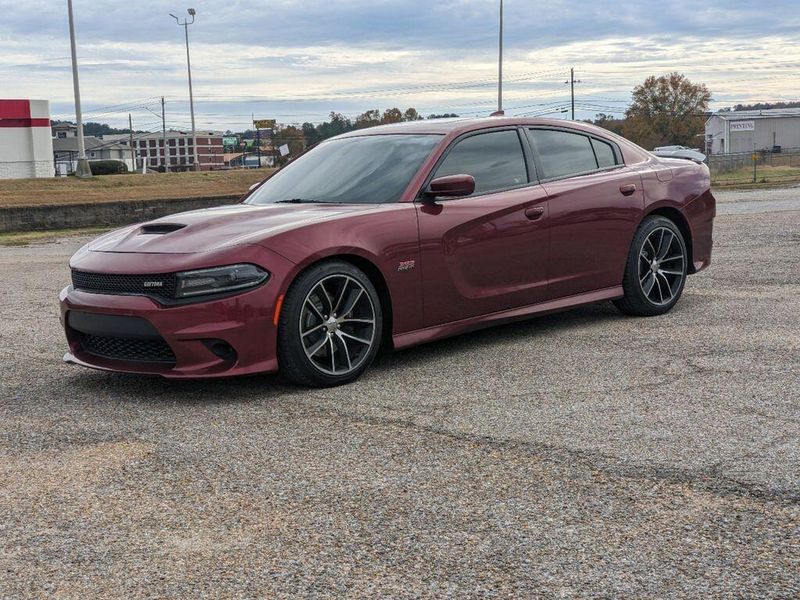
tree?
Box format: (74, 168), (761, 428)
(381, 108), (404, 124)
(591, 113), (625, 136)
(355, 109), (381, 129)
(272, 125), (305, 166)
(622, 72), (711, 149)
(427, 113), (459, 119)
(403, 108), (423, 121)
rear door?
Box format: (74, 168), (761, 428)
(415, 128), (550, 326)
(526, 127), (644, 299)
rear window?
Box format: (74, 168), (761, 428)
(528, 129), (598, 179)
(528, 129), (619, 180)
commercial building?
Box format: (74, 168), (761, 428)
(103, 130), (224, 171)
(704, 108), (800, 155)
(0, 99), (53, 179)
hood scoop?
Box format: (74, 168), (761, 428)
(139, 223), (186, 235)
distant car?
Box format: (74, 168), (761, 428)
(60, 117), (715, 386)
(653, 145), (706, 162)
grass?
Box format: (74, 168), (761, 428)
(711, 164), (800, 187)
(0, 226), (111, 247)
(0, 169), (274, 208)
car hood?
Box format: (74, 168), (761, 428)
(87, 203), (386, 254)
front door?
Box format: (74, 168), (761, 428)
(415, 128), (550, 327)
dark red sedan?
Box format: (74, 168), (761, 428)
(60, 117), (715, 386)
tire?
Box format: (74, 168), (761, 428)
(277, 260), (383, 387)
(614, 215), (688, 316)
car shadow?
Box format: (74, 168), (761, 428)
(371, 301), (625, 373)
(64, 301), (628, 401)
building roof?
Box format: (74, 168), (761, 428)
(53, 135), (127, 152)
(102, 130), (224, 142)
(711, 108), (800, 120)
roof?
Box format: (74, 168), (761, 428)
(336, 116), (613, 138)
(333, 116), (651, 165)
(53, 135), (127, 152)
(711, 108), (800, 120)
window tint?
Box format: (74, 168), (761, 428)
(591, 138), (617, 168)
(433, 130), (527, 195)
(529, 129), (598, 179)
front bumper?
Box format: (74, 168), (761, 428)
(60, 245), (295, 379)
(60, 284), (279, 378)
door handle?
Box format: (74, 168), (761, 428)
(525, 206), (545, 220)
(620, 183), (637, 196)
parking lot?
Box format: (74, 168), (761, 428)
(1, 188), (798, 597)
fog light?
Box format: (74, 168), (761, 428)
(203, 339), (237, 362)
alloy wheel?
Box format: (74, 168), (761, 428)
(299, 274), (377, 376)
(638, 226), (686, 306)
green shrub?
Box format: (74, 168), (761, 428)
(90, 160), (128, 175)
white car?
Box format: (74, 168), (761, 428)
(652, 145), (706, 162)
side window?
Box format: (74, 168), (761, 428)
(591, 138), (618, 168)
(528, 129), (598, 179)
(433, 130), (528, 195)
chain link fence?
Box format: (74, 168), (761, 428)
(709, 147), (800, 186)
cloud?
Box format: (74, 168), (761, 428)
(1, 0), (799, 128)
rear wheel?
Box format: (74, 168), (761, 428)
(614, 216), (687, 316)
(277, 260), (382, 387)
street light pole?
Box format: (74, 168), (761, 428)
(171, 9), (199, 171)
(498, 0), (503, 114)
(67, 0), (91, 178)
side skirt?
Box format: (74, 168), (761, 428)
(392, 286), (624, 351)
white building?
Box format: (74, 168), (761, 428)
(52, 124), (133, 174)
(705, 108), (800, 155)
(0, 99), (54, 179)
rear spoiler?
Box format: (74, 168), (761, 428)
(651, 151), (705, 164)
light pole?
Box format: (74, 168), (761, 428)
(497, 0), (503, 115)
(67, 0), (91, 178)
(170, 8), (199, 171)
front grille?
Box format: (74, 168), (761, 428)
(80, 334), (176, 364)
(71, 270), (177, 300)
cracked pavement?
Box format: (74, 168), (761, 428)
(1, 190), (798, 598)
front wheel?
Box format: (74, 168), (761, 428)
(614, 216), (688, 316)
(277, 260), (383, 387)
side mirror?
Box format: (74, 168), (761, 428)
(424, 174), (475, 200)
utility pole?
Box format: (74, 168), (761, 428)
(67, 0), (91, 178)
(170, 9), (199, 171)
(566, 67), (581, 120)
(498, 0), (504, 114)
(161, 97), (167, 172)
(128, 114), (136, 173)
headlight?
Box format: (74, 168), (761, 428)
(174, 264), (269, 298)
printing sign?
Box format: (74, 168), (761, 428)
(730, 121), (755, 132)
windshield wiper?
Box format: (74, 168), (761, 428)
(274, 198), (320, 204)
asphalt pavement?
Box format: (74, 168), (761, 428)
(0, 189), (798, 598)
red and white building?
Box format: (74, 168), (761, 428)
(0, 99), (54, 179)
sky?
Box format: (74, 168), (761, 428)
(2, 0), (799, 132)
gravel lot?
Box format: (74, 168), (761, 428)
(1, 188), (798, 598)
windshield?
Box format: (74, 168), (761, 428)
(246, 134), (441, 205)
